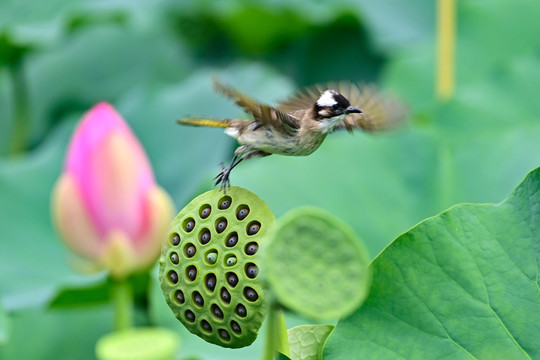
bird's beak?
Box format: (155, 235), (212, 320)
(345, 106), (362, 114)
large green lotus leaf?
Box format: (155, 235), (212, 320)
(323, 167), (540, 359)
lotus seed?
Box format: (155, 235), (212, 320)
(200, 229), (211, 244)
(226, 255), (237, 266)
(226, 233), (238, 247)
(212, 304), (224, 319)
(245, 242), (258, 255)
(187, 266), (197, 281)
(168, 270), (178, 284)
(221, 288), (231, 303)
(206, 251), (217, 264)
(184, 244), (196, 258)
(174, 290), (185, 304)
(205, 274), (216, 291)
(185, 310), (195, 322)
(219, 329), (231, 341)
(244, 287), (258, 302)
(231, 320), (241, 334)
(200, 206), (211, 219)
(227, 272), (238, 287)
(201, 320), (212, 332)
(247, 221), (261, 235)
(236, 206), (249, 220)
(236, 304), (247, 317)
(185, 218), (195, 232)
(193, 291), (204, 307)
(170, 252), (179, 264)
(171, 233), (180, 246)
(219, 197), (232, 210)
(245, 263), (258, 279)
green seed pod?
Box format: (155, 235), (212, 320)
(159, 187), (274, 348)
(265, 206), (372, 321)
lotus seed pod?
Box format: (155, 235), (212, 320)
(159, 187), (274, 348)
(265, 206), (371, 320)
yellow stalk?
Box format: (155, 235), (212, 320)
(436, 0), (456, 100)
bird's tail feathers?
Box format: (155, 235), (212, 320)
(176, 117), (231, 128)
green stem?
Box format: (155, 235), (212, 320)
(8, 61), (30, 155)
(262, 304), (289, 360)
(111, 278), (134, 331)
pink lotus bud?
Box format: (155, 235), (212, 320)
(52, 102), (174, 278)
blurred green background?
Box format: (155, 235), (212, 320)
(1, 0), (539, 359)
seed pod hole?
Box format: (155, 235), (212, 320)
(170, 233), (181, 246)
(199, 204), (212, 219)
(186, 265), (197, 282)
(247, 221), (261, 235)
(244, 263), (258, 279)
(192, 291), (205, 308)
(183, 243), (197, 258)
(235, 304), (247, 318)
(231, 320), (242, 334)
(225, 255), (237, 267)
(173, 290), (185, 304)
(185, 310), (195, 323)
(169, 251), (179, 265)
(219, 329), (231, 341)
(199, 228), (211, 245)
(226, 272), (239, 288)
(218, 196), (232, 210)
(236, 205), (250, 221)
(167, 270), (178, 284)
(201, 320), (212, 333)
(245, 242), (259, 256)
(220, 287), (231, 304)
(205, 273), (217, 292)
(215, 217), (228, 234)
(205, 250), (218, 265)
(183, 218), (196, 233)
(243, 287), (259, 302)
(225, 232), (238, 247)
(211, 304), (224, 319)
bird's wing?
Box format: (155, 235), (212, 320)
(213, 78), (300, 135)
(278, 82), (407, 132)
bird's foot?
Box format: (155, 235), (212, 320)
(213, 163), (231, 193)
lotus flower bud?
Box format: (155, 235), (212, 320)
(52, 102), (174, 278)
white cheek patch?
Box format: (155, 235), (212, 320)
(316, 90), (337, 107)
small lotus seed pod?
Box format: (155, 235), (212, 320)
(159, 187), (274, 348)
(265, 206), (371, 320)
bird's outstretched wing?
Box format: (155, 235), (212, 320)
(278, 82), (407, 132)
(212, 78), (300, 135)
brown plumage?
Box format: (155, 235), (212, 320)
(177, 78), (406, 191)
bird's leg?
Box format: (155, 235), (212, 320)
(214, 146), (269, 192)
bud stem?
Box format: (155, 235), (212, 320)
(111, 278), (134, 331)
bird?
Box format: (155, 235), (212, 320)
(177, 78), (405, 191)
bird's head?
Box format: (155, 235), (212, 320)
(313, 90), (362, 133)
(314, 90), (362, 120)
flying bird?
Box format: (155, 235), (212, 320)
(177, 79), (405, 191)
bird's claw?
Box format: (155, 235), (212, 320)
(214, 163), (231, 193)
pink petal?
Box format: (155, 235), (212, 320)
(64, 102), (155, 238)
